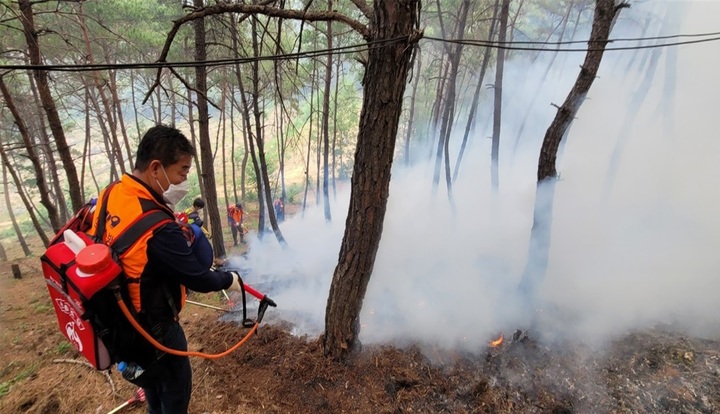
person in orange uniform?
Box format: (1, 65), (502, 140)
(227, 202), (244, 245)
(90, 124), (243, 414)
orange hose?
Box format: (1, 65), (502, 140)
(117, 296), (257, 359)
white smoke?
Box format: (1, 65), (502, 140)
(232, 0), (720, 351)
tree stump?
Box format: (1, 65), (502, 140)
(11, 263), (21, 279)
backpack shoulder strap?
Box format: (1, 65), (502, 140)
(95, 181), (173, 256)
(113, 210), (173, 256)
(94, 181), (119, 242)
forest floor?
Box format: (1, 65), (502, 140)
(1, 242), (720, 413)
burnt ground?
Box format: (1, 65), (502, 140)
(1, 254), (719, 414)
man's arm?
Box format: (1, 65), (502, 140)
(146, 224), (234, 292)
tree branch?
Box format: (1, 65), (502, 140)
(142, 3), (369, 104)
(167, 66), (221, 111)
(350, 0), (373, 20)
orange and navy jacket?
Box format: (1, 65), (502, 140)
(90, 174), (233, 331)
(227, 205), (243, 226)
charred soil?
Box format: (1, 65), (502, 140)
(1, 256), (719, 414)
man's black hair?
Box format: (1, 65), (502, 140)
(134, 124), (196, 171)
(193, 198), (205, 208)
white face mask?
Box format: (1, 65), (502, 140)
(156, 166), (189, 209)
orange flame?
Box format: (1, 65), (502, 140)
(489, 333), (504, 347)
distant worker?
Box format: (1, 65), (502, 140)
(273, 198), (284, 222)
(184, 197), (210, 238)
(184, 198), (205, 227)
(227, 202), (244, 246)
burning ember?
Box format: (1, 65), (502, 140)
(489, 333), (504, 348)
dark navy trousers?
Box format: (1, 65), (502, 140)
(143, 322), (192, 414)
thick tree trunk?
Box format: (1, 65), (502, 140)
(323, 0), (420, 360)
(18, 0), (83, 212)
(518, 0), (626, 301)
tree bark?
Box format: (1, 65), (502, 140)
(249, 15), (285, 244)
(323, 0), (420, 360)
(434, 0), (470, 206)
(0, 75), (61, 233)
(2, 162), (32, 256)
(107, 68), (134, 170)
(192, 0), (225, 257)
(403, 50), (422, 167)
(18, 0), (83, 212)
(0, 131), (48, 249)
(321, 4), (334, 223)
(76, 4), (126, 175)
(511, 0), (575, 158)
(518, 0), (627, 301)
(86, 80), (119, 182)
(454, 0), (500, 182)
(302, 59), (317, 215)
(491, 0), (510, 191)
(25, 66), (68, 223)
(331, 54), (341, 198)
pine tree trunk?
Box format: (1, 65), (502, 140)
(249, 16), (285, 244)
(518, 0), (627, 302)
(2, 163), (32, 256)
(0, 133), (47, 249)
(25, 67), (68, 222)
(491, 0), (510, 191)
(193, 0), (225, 257)
(18, 0), (83, 212)
(323, 0), (420, 360)
(0, 77), (61, 233)
(404, 51), (422, 167)
(454, 0), (500, 182)
(321, 5), (334, 223)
